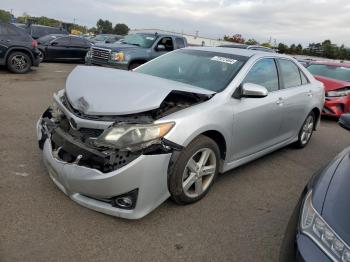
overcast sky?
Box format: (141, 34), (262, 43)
(2, 0), (350, 46)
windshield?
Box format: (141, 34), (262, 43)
(123, 34), (156, 48)
(308, 64), (350, 82)
(93, 35), (109, 41)
(135, 49), (248, 92)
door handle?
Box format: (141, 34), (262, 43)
(307, 90), (313, 97)
(276, 97), (283, 106)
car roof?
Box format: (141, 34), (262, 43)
(310, 61), (350, 68)
(188, 46), (286, 59)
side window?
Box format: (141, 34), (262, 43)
(300, 70), (309, 85)
(71, 37), (86, 46)
(53, 37), (70, 46)
(278, 59), (302, 88)
(243, 58), (279, 92)
(175, 38), (185, 49)
(157, 37), (174, 51)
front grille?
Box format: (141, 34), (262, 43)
(91, 47), (111, 62)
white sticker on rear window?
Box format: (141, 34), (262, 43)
(146, 37), (155, 40)
(340, 67), (350, 70)
(211, 56), (237, 64)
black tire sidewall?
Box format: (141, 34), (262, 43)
(38, 49), (45, 62)
(169, 135), (220, 204)
(7, 52), (32, 74)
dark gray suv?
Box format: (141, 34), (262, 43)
(0, 22), (40, 73)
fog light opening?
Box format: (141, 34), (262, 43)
(112, 189), (139, 210)
(115, 196), (133, 208)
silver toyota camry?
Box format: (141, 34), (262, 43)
(37, 47), (324, 219)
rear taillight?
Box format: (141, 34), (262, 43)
(32, 40), (38, 48)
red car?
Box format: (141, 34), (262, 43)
(307, 61), (350, 117)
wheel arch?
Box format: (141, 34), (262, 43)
(5, 47), (34, 64)
(311, 107), (321, 130)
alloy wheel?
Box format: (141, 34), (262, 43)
(182, 148), (217, 198)
(300, 115), (314, 145)
(11, 55), (28, 71)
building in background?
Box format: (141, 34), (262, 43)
(130, 28), (234, 46)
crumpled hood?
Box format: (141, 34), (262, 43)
(65, 66), (215, 115)
(314, 75), (350, 91)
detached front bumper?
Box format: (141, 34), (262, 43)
(36, 119), (172, 219)
(323, 95), (350, 117)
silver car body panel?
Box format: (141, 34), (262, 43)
(66, 65), (215, 115)
(37, 47), (325, 219)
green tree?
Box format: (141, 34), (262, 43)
(296, 44), (303, 54)
(261, 42), (272, 48)
(96, 19), (113, 34)
(245, 38), (258, 45)
(289, 44), (296, 54)
(113, 23), (129, 35)
(277, 43), (289, 53)
(0, 9), (12, 23)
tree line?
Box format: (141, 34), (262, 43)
(224, 33), (350, 60)
(0, 9), (129, 35)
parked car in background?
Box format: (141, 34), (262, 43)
(307, 61), (350, 117)
(280, 114), (350, 262)
(0, 22), (40, 73)
(90, 34), (123, 44)
(218, 44), (276, 53)
(37, 47), (324, 219)
(85, 32), (188, 70)
(37, 34), (92, 62)
(295, 57), (316, 67)
(14, 23), (68, 39)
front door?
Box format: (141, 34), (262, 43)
(230, 58), (284, 160)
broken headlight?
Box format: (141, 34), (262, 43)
(94, 122), (175, 151)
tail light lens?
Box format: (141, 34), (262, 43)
(32, 40), (38, 48)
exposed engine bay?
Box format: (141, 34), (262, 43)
(38, 90), (212, 173)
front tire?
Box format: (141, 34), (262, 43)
(169, 135), (220, 205)
(7, 51), (32, 74)
(294, 112), (315, 148)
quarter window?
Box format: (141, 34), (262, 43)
(279, 59), (302, 88)
(243, 58), (279, 92)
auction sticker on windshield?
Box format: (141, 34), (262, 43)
(211, 56), (237, 64)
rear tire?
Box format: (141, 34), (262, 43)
(7, 51), (32, 74)
(169, 135), (220, 205)
(294, 112), (315, 148)
(38, 49), (45, 63)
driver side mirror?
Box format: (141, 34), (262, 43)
(234, 83), (268, 98)
(339, 114), (350, 131)
(156, 44), (166, 51)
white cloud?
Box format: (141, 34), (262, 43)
(1, 0), (349, 46)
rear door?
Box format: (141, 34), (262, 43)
(46, 36), (71, 60)
(69, 37), (90, 60)
(231, 58), (284, 160)
(276, 58), (311, 140)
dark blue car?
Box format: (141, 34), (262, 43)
(280, 114), (350, 262)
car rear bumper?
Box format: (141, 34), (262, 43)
(322, 95), (350, 117)
(37, 119), (172, 219)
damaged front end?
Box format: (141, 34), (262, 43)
(38, 90), (210, 173)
